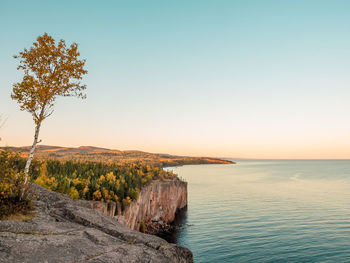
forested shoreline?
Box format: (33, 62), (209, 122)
(0, 144), (232, 220)
(0, 148), (179, 218)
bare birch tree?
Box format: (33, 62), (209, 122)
(11, 33), (87, 186)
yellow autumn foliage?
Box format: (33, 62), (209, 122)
(93, 190), (102, 200)
(34, 174), (58, 190)
(69, 187), (79, 199)
(0, 149), (32, 218)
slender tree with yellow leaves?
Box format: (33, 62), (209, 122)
(12, 33), (87, 189)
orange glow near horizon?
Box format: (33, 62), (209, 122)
(2, 126), (350, 159)
(2, 1), (350, 160)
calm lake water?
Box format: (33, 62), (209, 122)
(164, 160), (350, 263)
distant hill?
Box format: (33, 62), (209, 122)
(3, 145), (234, 167)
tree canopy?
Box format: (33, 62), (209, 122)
(12, 33), (87, 124)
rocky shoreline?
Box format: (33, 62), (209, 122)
(0, 184), (193, 263)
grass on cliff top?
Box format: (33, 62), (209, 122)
(0, 200), (35, 221)
(3, 210), (35, 222)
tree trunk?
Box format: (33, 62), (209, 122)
(24, 121), (42, 180)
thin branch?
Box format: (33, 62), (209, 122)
(45, 108), (54, 118)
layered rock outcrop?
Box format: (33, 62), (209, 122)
(120, 178), (188, 232)
(0, 184), (193, 263)
(91, 179), (188, 233)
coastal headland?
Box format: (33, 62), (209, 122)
(0, 145), (233, 262)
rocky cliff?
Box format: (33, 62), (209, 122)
(91, 179), (188, 233)
(0, 184), (193, 263)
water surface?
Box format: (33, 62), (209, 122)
(165, 160), (350, 262)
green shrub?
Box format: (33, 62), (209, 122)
(0, 149), (33, 219)
(140, 221), (146, 233)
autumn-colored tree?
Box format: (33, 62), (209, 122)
(12, 33), (87, 188)
(1, 153), (178, 211)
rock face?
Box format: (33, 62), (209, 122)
(90, 179), (188, 233)
(0, 184), (193, 263)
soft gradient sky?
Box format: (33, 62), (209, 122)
(1, 0), (350, 159)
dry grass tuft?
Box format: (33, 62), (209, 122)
(3, 211), (35, 222)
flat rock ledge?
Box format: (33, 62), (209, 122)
(0, 184), (193, 263)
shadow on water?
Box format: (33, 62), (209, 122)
(156, 207), (188, 244)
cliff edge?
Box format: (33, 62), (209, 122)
(0, 184), (193, 263)
(91, 179), (187, 233)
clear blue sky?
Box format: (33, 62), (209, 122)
(1, 0), (350, 158)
